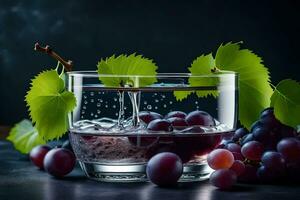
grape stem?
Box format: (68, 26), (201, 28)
(34, 43), (73, 71)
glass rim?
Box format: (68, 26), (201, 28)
(67, 70), (238, 78)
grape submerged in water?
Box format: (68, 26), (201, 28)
(185, 110), (215, 126)
(210, 169), (237, 190)
(168, 117), (188, 129)
(207, 149), (234, 170)
(43, 148), (76, 178)
(29, 145), (52, 169)
(146, 152), (183, 186)
(139, 111), (163, 124)
(165, 111), (187, 119)
(147, 119), (173, 132)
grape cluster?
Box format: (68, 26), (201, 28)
(208, 107), (300, 189)
(29, 142), (76, 178)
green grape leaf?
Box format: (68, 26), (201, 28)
(189, 53), (219, 98)
(6, 119), (45, 154)
(215, 42), (273, 129)
(173, 91), (193, 101)
(270, 79), (300, 128)
(97, 54), (158, 87)
(25, 70), (76, 140)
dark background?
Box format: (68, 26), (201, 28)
(0, 0), (299, 125)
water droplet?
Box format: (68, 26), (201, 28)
(97, 103), (101, 107)
(115, 113), (118, 116)
(83, 95), (87, 99)
(195, 101), (198, 105)
(163, 104), (167, 108)
(90, 92), (94, 96)
(84, 100), (88, 104)
(144, 101), (147, 105)
(90, 113), (94, 116)
(124, 106), (127, 110)
(100, 99), (103, 103)
(90, 99), (94, 103)
(83, 106), (87, 110)
(112, 105), (116, 108)
(154, 93), (158, 96)
(94, 114), (98, 118)
(169, 101), (173, 104)
(114, 98), (117, 101)
(98, 92), (101, 95)
(155, 99), (159, 103)
(154, 106), (158, 110)
(81, 111), (85, 114)
(196, 106), (199, 109)
(81, 116), (84, 119)
(147, 105), (152, 110)
(161, 95), (166, 98)
(97, 110), (101, 114)
(105, 105), (108, 108)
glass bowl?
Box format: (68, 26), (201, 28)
(67, 72), (238, 182)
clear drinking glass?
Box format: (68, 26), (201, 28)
(67, 72), (238, 182)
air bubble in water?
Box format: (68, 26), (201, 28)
(112, 105), (116, 108)
(195, 101), (198, 105)
(155, 106), (158, 110)
(105, 105), (108, 108)
(100, 99), (103, 103)
(115, 113), (118, 116)
(83, 106), (87, 110)
(90, 99), (94, 103)
(114, 98), (117, 102)
(90, 92), (95, 96)
(81, 111), (85, 114)
(97, 103), (101, 107)
(196, 106), (199, 109)
(94, 114), (98, 118)
(90, 113), (94, 116)
(143, 101), (147, 105)
(97, 110), (101, 114)
(163, 104), (167, 108)
(124, 106), (127, 110)
(161, 95), (166, 98)
(84, 100), (88, 104)
(169, 101), (173, 104)
(147, 105), (152, 110)
(155, 99), (159, 103)
(83, 95), (87, 99)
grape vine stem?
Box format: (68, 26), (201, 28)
(34, 43), (73, 71)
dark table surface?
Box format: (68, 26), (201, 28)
(1, 140), (300, 200)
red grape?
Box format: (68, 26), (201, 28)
(43, 148), (76, 178)
(232, 128), (248, 142)
(168, 117), (188, 130)
(232, 152), (245, 161)
(257, 165), (285, 183)
(165, 111), (187, 119)
(185, 110), (215, 126)
(29, 145), (52, 169)
(210, 169), (237, 189)
(147, 119), (173, 132)
(207, 149), (234, 170)
(277, 138), (300, 163)
(241, 141), (264, 161)
(146, 152), (183, 186)
(230, 160), (245, 176)
(238, 164), (258, 183)
(139, 111), (163, 124)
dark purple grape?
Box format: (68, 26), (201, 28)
(165, 111), (186, 119)
(241, 141), (264, 161)
(250, 120), (264, 132)
(43, 148), (76, 178)
(252, 127), (270, 142)
(238, 164), (258, 183)
(168, 117), (188, 130)
(226, 143), (241, 154)
(257, 165), (285, 183)
(146, 152), (183, 186)
(240, 134), (254, 146)
(139, 111), (163, 124)
(260, 107), (274, 118)
(210, 169), (237, 189)
(230, 160), (245, 176)
(260, 107), (280, 126)
(185, 110), (215, 126)
(261, 151), (285, 171)
(128, 136), (159, 147)
(286, 162), (300, 181)
(29, 145), (52, 169)
(232, 128), (248, 142)
(147, 119), (173, 132)
(277, 138), (300, 163)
